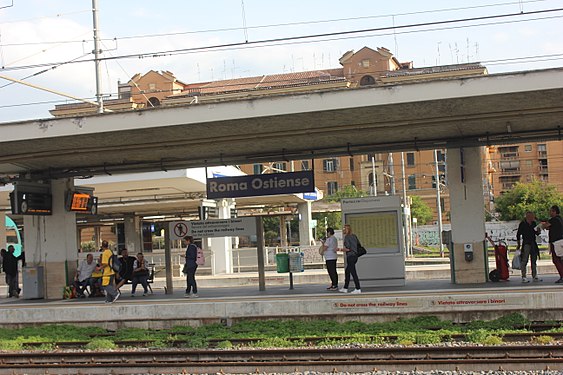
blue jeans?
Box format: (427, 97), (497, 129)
(185, 265), (198, 294)
(343, 255), (360, 289)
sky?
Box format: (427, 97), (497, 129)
(0, 0), (562, 123)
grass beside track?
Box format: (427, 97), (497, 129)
(0, 313), (561, 350)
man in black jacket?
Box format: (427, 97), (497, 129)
(183, 236), (199, 298)
(3, 245), (23, 298)
(516, 211), (541, 283)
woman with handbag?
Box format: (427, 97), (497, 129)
(338, 224), (362, 294)
(321, 228), (339, 291)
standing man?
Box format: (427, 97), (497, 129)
(3, 245), (22, 298)
(516, 211), (541, 283)
(339, 224), (361, 294)
(183, 236), (199, 298)
(100, 240), (120, 303)
(543, 205), (563, 283)
(321, 228), (339, 291)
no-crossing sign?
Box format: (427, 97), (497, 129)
(168, 218), (256, 240)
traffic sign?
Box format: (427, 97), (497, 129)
(168, 218), (256, 240)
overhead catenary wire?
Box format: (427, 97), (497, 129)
(1, 6), (563, 72)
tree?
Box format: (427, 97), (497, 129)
(312, 211), (342, 239)
(410, 195), (433, 225)
(326, 185), (368, 202)
(494, 180), (563, 221)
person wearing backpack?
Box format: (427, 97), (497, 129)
(100, 240), (120, 303)
(543, 205), (563, 283)
(183, 236), (199, 298)
(338, 224), (362, 294)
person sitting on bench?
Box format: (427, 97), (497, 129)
(131, 253), (150, 297)
(74, 253), (97, 297)
(115, 248), (136, 292)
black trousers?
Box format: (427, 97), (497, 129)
(343, 255), (361, 289)
(325, 259), (338, 287)
(185, 265), (198, 294)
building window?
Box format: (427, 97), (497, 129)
(436, 150), (446, 162)
(118, 85), (131, 99)
(273, 162), (286, 172)
(301, 160), (310, 171)
(323, 158), (337, 172)
(524, 144), (532, 152)
(406, 152), (415, 167)
(408, 175), (416, 190)
(148, 83), (156, 91)
(349, 157), (355, 172)
(253, 163), (263, 175)
(327, 181), (338, 195)
(359, 75), (376, 86)
(525, 160), (533, 168)
(361, 59), (370, 68)
(432, 174), (446, 188)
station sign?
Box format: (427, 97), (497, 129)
(169, 217), (256, 240)
(206, 171), (315, 199)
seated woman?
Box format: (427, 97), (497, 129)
(131, 253), (150, 297)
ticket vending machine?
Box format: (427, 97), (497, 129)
(342, 196), (405, 287)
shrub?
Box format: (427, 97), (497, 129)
(532, 335), (554, 344)
(85, 339), (116, 350)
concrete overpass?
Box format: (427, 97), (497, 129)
(1, 67), (562, 299)
(0, 68), (562, 181)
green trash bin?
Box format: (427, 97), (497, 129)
(276, 253), (289, 273)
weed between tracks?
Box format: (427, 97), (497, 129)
(0, 313), (560, 351)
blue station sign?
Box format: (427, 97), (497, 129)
(206, 171), (315, 199)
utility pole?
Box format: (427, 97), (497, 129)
(433, 150), (444, 257)
(388, 153), (396, 195)
(401, 152), (411, 257)
(92, 0), (104, 114)
(371, 155), (377, 196)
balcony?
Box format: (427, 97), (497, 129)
(499, 168), (521, 176)
(500, 152), (519, 159)
(538, 150), (547, 159)
(502, 182), (517, 190)
(539, 165), (549, 174)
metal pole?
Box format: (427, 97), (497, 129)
(433, 150), (444, 257)
(388, 153), (396, 195)
(163, 224), (173, 294)
(92, 0), (104, 114)
(256, 216), (266, 291)
(400, 152), (411, 257)
(371, 155), (377, 196)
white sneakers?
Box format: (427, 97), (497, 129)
(522, 278), (530, 283)
(339, 288), (361, 294)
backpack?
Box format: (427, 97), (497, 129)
(109, 254), (122, 273)
(196, 247), (205, 266)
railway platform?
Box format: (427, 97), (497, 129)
(0, 259), (562, 329)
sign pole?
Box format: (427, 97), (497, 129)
(164, 224), (174, 294)
(256, 216), (266, 291)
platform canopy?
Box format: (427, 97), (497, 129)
(0, 68), (562, 182)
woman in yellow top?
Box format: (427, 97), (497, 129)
(100, 240), (120, 303)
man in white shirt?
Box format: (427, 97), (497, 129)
(74, 253), (98, 298)
(322, 227), (339, 290)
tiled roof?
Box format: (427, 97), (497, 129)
(169, 69), (346, 97)
(383, 63), (485, 78)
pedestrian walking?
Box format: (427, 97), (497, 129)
(321, 228), (339, 290)
(3, 245), (23, 298)
(183, 236), (199, 298)
(339, 224), (361, 294)
(100, 240), (120, 303)
(516, 211), (541, 283)
(542, 205), (563, 283)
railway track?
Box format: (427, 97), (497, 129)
(1, 345), (562, 374)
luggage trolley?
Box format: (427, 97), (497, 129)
(485, 233), (509, 282)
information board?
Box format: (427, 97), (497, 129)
(169, 217), (256, 240)
(347, 211), (399, 250)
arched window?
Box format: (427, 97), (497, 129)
(359, 75), (376, 86)
(147, 97), (160, 107)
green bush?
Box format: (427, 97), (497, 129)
(532, 335), (554, 344)
(216, 340), (233, 349)
(85, 338), (116, 350)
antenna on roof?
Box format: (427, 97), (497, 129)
(393, 15), (399, 59)
(241, 0), (249, 43)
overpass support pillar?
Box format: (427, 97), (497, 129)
(124, 214), (142, 254)
(23, 179), (78, 299)
(447, 147), (487, 284)
(298, 201), (314, 246)
(210, 199), (233, 275)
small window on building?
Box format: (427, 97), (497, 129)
(273, 162), (286, 172)
(406, 152), (415, 167)
(361, 59), (370, 68)
(349, 157), (355, 172)
(408, 175), (416, 190)
(301, 160), (310, 171)
(323, 158), (337, 172)
(359, 75), (376, 86)
(538, 144), (547, 152)
(253, 163), (263, 175)
(148, 83), (156, 91)
(327, 181), (338, 195)
(524, 144), (532, 152)
(525, 160), (532, 168)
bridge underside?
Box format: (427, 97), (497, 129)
(0, 68), (562, 181)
